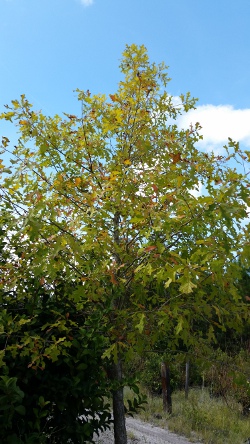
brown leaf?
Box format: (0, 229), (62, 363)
(109, 94), (117, 102)
(110, 271), (118, 285)
(170, 153), (182, 164)
(144, 246), (157, 252)
(40, 277), (45, 286)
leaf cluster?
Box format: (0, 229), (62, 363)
(0, 252), (112, 443)
(0, 44), (250, 367)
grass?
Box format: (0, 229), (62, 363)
(124, 387), (250, 444)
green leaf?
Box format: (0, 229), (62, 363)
(179, 280), (197, 294)
(15, 405), (26, 415)
(176, 317), (183, 335)
(135, 314), (145, 334)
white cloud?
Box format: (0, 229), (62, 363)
(177, 104), (250, 152)
(241, 204), (250, 226)
(80, 0), (94, 6)
(189, 181), (203, 198)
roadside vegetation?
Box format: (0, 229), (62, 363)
(169, 389), (250, 444)
(124, 347), (250, 444)
(125, 387), (250, 444)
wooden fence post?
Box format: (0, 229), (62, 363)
(185, 360), (190, 399)
(202, 372), (205, 391)
(161, 362), (172, 414)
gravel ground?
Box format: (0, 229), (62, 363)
(92, 417), (202, 444)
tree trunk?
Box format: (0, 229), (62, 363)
(161, 362), (172, 414)
(111, 211), (127, 443)
(110, 358), (127, 444)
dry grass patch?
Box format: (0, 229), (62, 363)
(125, 387), (250, 444)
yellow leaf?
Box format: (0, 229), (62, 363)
(12, 100), (19, 108)
(75, 177), (81, 186)
(124, 159), (131, 165)
(109, 171), (120, 181)
(164, 278), (172, 288)
(177, 176), (184, 187)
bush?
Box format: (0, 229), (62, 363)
(125, 352), (200, 394)
(205, 350), (250, 415)
(0, 280), (112, 443)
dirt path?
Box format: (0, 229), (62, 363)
(93, 416), (201, 443)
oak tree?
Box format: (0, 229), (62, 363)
(1, 44), (250, 443)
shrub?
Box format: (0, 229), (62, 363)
(0, 280), (112, 444)
(205, 350), (250, 415)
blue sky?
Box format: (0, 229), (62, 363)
(1, 0), (250, 152)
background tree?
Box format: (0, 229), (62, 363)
(1, 44), (250, 444)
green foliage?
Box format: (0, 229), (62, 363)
(1, 44), (250, 353)
(125, 351), (202, 395)
(1, 45), (249, 355)
(0, 249), (112, 443)
(0, 376), (25, 430)
(0, 44), (250, 441)
(204, 349), (250, 415)
(168, 389), (250, 444)
(124, 391), (147, 417)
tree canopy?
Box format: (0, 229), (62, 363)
(1, 44), (250, 444)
